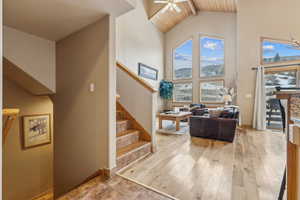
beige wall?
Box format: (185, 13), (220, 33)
(116, 0), (164, 110)
(237, 0), (300, 125)
(3, 78), (53, 200)
(54, 15), (116, 197)
(165, 12), (237, 106)
(3, 26), (56, 92)
(116, 0), (164, 89)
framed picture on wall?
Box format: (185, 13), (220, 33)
(22, 114), (51, 148)
(138, 63), (158, 80)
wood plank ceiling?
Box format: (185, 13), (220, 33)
(148, 0), (237, 33)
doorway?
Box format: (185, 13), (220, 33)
(265, 67), (299, 130)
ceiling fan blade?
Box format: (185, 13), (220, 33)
(173, 4), (182, 12)
(161, 4), (171, 13)
(154, 0), (168, 3)
(174, 0), (188, 2)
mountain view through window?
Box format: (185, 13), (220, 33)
(263, 39), (300, 64)
(200, 37), (225, 77)
(173, 40), (192, 80)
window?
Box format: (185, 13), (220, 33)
(200, 36), (225, 77)
(262, 38), (300, 64)
(199, 80), (224, 103)
(265, 69), (297, 129)
(173, 39), (193, 80)
(173, 83), (192, 102)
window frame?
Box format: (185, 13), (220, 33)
(172, 38), (193, 81)
(172, 81), (193, 103)
(199, 79), (225, 104)
(199, 35), (225, 78)
(261, 37), (300, 66)
(265, 68), (300, 88)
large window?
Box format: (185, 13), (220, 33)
(173, 39), (193, 80)
(265, 69), (298, 129)
(200, 36), (225, 77)
(199, 80), (224, 103)
(173, 83), (192, 102)
(262, 38), (300, 64)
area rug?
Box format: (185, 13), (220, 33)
(156, 121), (189, 135)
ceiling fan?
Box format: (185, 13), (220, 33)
(154, 0), (188, 13)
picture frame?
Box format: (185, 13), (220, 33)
(22, 114), (51, 148)
(138, 63), (158, 80)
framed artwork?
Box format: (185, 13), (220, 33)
(22, 114), (51, 148)
(138, 63), (158, 80)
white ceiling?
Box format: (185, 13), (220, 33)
(4, 0), (135, 41)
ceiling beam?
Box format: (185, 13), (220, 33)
(187, 0), (197, 15)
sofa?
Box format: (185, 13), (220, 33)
(189, 107), (239, 142)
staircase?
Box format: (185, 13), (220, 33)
(116, 102), (152, 171)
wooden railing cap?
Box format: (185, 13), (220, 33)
(3, 108), (20, 116)
(116, 62), (158, 93)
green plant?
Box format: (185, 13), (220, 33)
(159, 80), (174, 100)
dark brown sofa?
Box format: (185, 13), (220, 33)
(189, 108), (239, 142)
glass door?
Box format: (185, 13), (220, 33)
(265, 69), (298, 130)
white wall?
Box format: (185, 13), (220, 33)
(237, 0), (300, 125)
(117, 67), (157, 150)
(165, 12), (237, 105)
(3, 26), (56, 92)
(116, 0), (164, 90)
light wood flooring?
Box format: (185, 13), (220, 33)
(32, 191), (53, 200)
(120, 129), (286, 200)
(58, 175), (173, 200)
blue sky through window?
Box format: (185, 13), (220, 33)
(173, 39), (192, 79)
(263, 40), (300, 63)
(200, 37), (224, 77)
(200, 37), (224, 67)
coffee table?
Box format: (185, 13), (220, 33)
(157, 112), (192, 131)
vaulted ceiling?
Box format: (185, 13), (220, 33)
(147, 0), (237, 33)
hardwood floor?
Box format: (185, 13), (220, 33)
(119, 129), (286, 200)
(58, 175), (173, 200)
(33, 192), (53, 200)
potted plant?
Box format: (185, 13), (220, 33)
(159, 80), (174, 111)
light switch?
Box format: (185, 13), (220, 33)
(89, 83), (95, 92)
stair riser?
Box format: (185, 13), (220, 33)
(116, 111), (125, 120)
(117, 143), (151, 171)
(116, 121), (131, 133)
(117, 132), (139, 150)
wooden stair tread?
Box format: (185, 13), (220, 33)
(117, 129), (139, 137)
(116, 119), (129, 125)
(117, 119), (128, 123)
(117, 141), (150, 157)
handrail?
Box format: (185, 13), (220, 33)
(116, 61), (158, 93)
(3, 108), (20, 144)
(3, 108), (20, 116)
